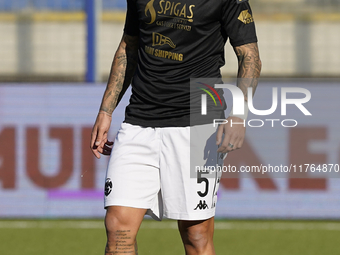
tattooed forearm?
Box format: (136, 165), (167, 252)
(100, 34), (139, 115)
(234, 42), (262, 101)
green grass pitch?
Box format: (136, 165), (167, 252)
(0, 219), (340, 255)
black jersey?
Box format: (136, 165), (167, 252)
(123, 0), (258, 127)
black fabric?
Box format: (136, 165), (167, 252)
(123, 0), (140, 36)
(123, 0), (258, 127)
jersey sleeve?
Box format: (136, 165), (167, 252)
(123, 0), (140, 36)
(221, 0), (258, 47)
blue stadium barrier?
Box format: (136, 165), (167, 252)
(0, 0), (126, 11)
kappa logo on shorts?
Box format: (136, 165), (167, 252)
(194, 200), (209, 210)
(105, 178), (113, 196)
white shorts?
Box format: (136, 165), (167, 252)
(104, 122), (226, 221)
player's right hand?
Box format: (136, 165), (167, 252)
(216, 116), (246, 154)
(90, 111), (113, 159)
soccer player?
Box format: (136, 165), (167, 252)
(91, 0), (261, 254)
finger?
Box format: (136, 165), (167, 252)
(216, 125), (224, 145)
(97, 144), (108, 156)
(96, 145), (103, 154)
(217, 135), (232, 153)
(227, 141), (236, 151)
(90, 129), (102, 159)
(229, 132), (244, 151)
(221, 132), (239, 153)
(90, 126), (98, 149)
(95, 127), (106, 147)
(233, 137), (244, 151)
(93, 151), (101, 159)
(91, 146), (101, 159)
(98, 138), (109, 152)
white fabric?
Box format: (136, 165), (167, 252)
(104, 123), (225, 221)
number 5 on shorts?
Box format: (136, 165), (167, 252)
(197, 170), (209, 197)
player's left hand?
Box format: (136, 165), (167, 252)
(216, 116), (246, 153)
(90, 111), (114, 158)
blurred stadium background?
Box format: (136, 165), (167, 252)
(1, 0), (340, 254)
(0, 0), (339, 81)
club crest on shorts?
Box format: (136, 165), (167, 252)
(105, 178), (113, 196)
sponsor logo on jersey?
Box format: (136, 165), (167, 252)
(105, 178), (112, 196)
(145, 0), (195, 25)
(152, 32), (176, 48)
(194, 200), (209, 210)
(238, 10), (254, 24)
(145, 0), (157, 24)
(145, 45), (184, 61)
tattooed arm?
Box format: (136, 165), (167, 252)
(100, 34), (139, 115)
(91, 34), (139, 158)
(216, 42), (261, 153)
(234, 42), (262, 101)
